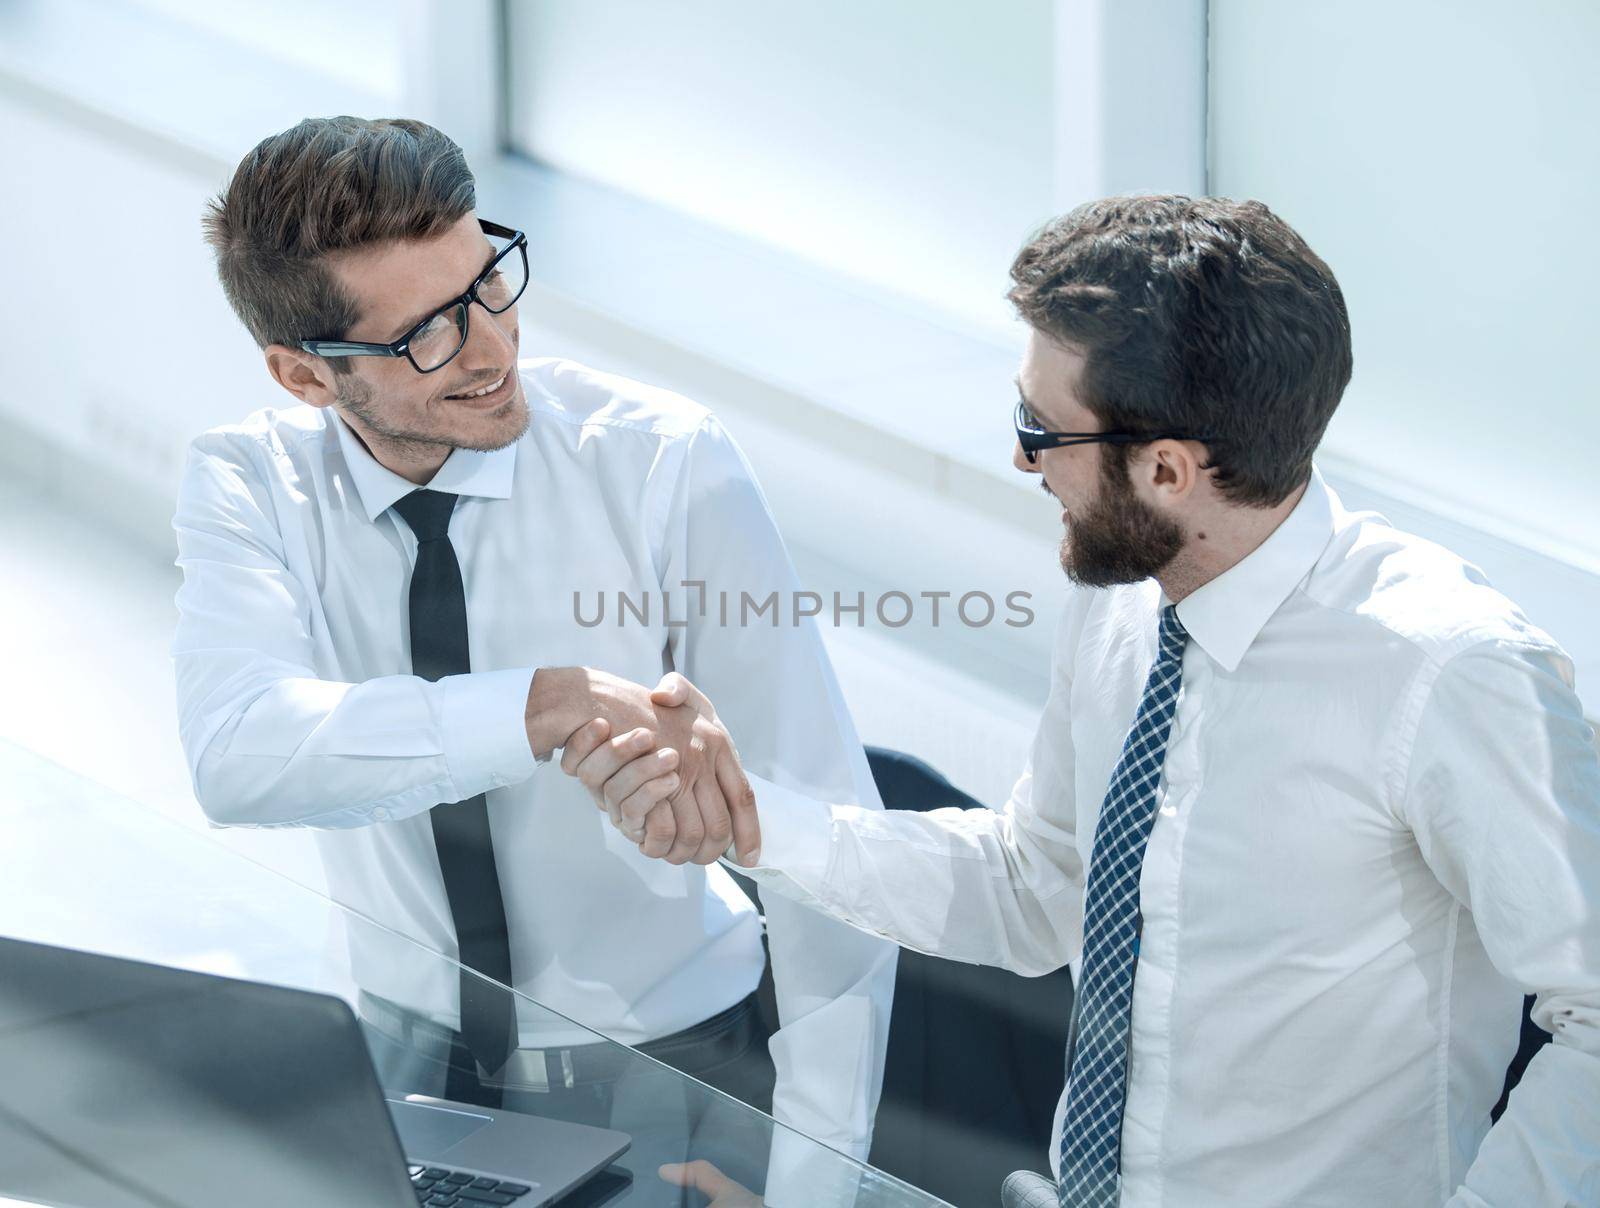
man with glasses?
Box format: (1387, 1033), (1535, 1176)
(172, 116), (894, 1194)
(566, 195), (1600, 1205)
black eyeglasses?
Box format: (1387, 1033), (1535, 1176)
(299, 218), (530, 374)
(1014, 398), (1210, 464)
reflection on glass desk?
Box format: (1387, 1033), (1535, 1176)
(0, 742), (948, 1207)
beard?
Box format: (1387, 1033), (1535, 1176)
(336, 371), (530, 460)
(1059, 450), (1186, 588)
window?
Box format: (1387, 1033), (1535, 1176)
(121, 0), (402, 101)
(505, 0), (1059, 337)
(1210, 0), (1600, 570)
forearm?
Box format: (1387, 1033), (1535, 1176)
(183, 664), (537, 828)
(191, 657), (673, 828)
(738, 774), (1085, 977)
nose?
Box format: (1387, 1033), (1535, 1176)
(461, 297), (518, 368)
(1013, 440), (1040, 474)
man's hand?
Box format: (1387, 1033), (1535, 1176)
(525, 666), (695, 859)
(525, 666), (663, 761)
(559, 672), (761, 867)
(659, 1160), (762, 1207)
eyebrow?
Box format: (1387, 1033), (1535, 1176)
(384, 244), (502, 342)
(1014, 377), (1044, 424)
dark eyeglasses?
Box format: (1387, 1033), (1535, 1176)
(1014, 398), (1211, 464)
(299, 218), (529, 374)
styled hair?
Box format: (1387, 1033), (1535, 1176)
(1008, 195), (1353, 506)
(202, 116), (476, 372)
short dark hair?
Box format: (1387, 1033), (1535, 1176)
(202, 116), (477, 372)
(1008, 195), (1353, 507)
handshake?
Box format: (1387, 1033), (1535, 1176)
(526, 667), (761, 867)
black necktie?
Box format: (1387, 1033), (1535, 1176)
(390, 489), (515, 1079)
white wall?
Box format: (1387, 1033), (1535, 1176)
(1209, 0), (1600, 572)
(1053, 0), (1207, 206)
(3, 2), (1593, 732)
(3, 96), (265, 511)
(507, 0), (1060, 338)
(507, 0), (1207, 340)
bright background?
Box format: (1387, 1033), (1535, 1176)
(2, 0), (1596, 880)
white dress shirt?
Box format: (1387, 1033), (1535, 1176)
(740, 468), (1600, 1206)
(171, 358), (896, 1160)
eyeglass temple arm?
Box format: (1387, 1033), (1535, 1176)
(299, 341), (404, 357)
(1034, 432), (1214, 448)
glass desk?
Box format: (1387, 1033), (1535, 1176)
(0, 743), (948, 1207)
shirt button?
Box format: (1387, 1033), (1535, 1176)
(371, 806), (392, 822)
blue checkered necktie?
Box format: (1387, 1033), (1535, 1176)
(1058, 604), (1189, 1207)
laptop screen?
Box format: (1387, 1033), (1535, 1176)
(0, 937), (416, 1207)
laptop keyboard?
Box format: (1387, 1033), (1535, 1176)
(409, 1164), (533, 1205)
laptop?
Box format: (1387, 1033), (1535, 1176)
(0, 936), (630, 1207)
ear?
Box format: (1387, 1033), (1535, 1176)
(263, 344), (341, 409)
(1136, 439), (1204, 502)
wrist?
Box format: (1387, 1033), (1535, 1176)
(525, 666), (587, 759)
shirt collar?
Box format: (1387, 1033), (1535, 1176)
(329, 408), (518, 523)
(1171, 465), (1337, 672)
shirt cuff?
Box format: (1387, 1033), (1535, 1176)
(439, 667), (541, 799)
(728, 773), (834, 884)
(762, 1125), (864, 1207)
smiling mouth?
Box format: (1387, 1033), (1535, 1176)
(445, 371), (508, 400)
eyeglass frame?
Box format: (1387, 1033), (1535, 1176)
(1014, 398), (1212, 464)
(297, 218), (529, 374)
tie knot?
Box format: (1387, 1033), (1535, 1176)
(1158, 604), (1188, 658)
(391, 489), (459, 541)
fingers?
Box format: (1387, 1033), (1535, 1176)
(658, 1159), (732, 1197)
(569, 723), (675, 838)
(609, 748), (681, 833)
(639, 792), (678, 860)
(559, 695), (753, 870)
(564, 722), (648, 784)
(557, 717), (611, 775)
(615, 765), (679, 840)
(685, 776), (726, 865)
(653, 773), (709, 865)
(569, 726), (654, 792)
(561, 723), (684, 852)
(715, 745), (761, 867)
(692, 762), (736, 866)
(631, 800), (670, 847)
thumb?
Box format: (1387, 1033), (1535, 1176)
(650, 671), (691, 708)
